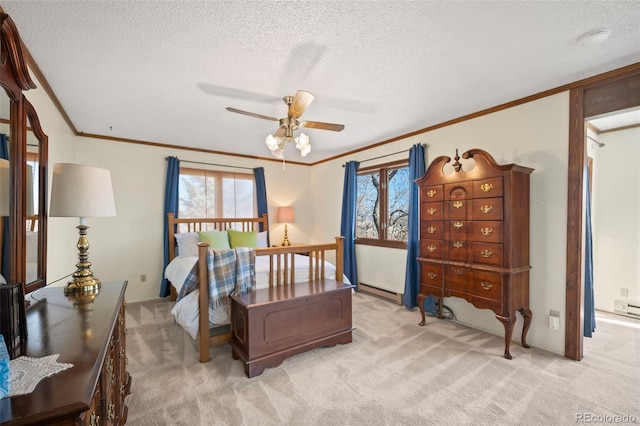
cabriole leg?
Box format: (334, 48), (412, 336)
(496, 314), (516, 360)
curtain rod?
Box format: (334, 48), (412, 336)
(179, 159), (254, 171)
(342, 143), (429, 167)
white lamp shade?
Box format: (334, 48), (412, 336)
(49, 163), (116, 218)
(0, 159), (9, 217)
(277, 206), (295, 223)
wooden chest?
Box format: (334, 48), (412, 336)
(230, 280), (354, 377)
(416, 148), (534, 359)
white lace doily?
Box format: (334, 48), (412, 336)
(8, 354), (73, 396)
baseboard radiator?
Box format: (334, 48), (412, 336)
(614, 299), (640, 319)
(358, 282), (403, 305)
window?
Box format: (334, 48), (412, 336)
(178, 168), (256, 219)
(356, 159), (410, 248)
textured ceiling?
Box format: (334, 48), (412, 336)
(2, 1), (640, 164)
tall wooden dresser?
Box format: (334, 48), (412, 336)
(0, 281), (131, 425)
(416, 149), (533, 359)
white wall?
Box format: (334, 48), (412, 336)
(311, 92), (570, 355)
(593, 127), (640, 310)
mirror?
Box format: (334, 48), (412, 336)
(24, 99), (47, 291)
(0, 89), (10, 284)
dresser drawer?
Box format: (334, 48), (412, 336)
(472, 197), (503, 220)
(444, 181), (472, 200)
(446, 220), (468, 241)
(473, 177), (503, 198)
(472, 242), (503, 267)
(420, 239), (443, 259)
(421, 220), (444, 240)
(421, 263), (444, 283)
(446, 198), (471, 221)
(470, 271), (502, 301)
(445, 266), (471, 296)
(421, 184), (443, 201)
(470, 221), (503, 243)
(422, 201), (443, 220)
(445, 239), (470, 263)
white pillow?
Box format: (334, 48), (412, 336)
(257, 231), (268, 248)
(175, 232), (199, 257)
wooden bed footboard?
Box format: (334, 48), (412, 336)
(196, 236), (346, 364)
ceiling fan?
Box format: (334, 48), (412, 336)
(225, 90), (345, 159)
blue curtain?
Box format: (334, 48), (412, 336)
(253, 167), (269, 239)
(1, 134), (9, 280)
(403, 144), (427, 309)
(340, 161), (359, 287)
(584, 174), (596, 337)
(160, 156), (180, 297)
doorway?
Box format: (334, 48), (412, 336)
(566, 64), (640, 360)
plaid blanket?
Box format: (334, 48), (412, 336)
(177, 247), (255, 308)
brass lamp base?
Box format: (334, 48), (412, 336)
(281, 224), (291, 246)
(64, 276), (101, 296)
(64, 222), (101, 296)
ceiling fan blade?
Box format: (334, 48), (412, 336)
(225, 107), (279, 122)
(274, 126), (286, 138)
(300, 120), (345, 132)
(288, 90), (315, 119)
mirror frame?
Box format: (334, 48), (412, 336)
(0, 12), (42, 292)
(24, 98), (47, 292)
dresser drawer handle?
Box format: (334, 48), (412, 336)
(453, 221), (463, 229)
(481, 183), (493, 192)
(427, 226), (436, 234)
(427, 245), (436, 252)
(427, 272), (436, 279)
(89, 413), (100, 426)
(453, 241), (464, 248)
(427, 189), (437, 198)
(480, 205), (493, 213)
(480, 227), (493, 236)
(427, 207), (437, 215)
(454, 269), (464, 276)
(481, 249), (493, 258)
(480, 281), (493, 290)
(453, 200), (463, 209)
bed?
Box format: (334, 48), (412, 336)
(165, 213), (353, 373)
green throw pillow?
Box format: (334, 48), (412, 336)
(227, 229), (258, 248)
(197, 231), (231, 249)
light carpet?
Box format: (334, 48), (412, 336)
(124, 293), (640, 425)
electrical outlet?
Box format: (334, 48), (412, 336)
(621, 288), (629, 298)
(549, 309), (561, 331)
(140, 274), (147, 283)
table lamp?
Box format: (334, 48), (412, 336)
(49, 163), (116, 296)
(276, 206), (294, 246)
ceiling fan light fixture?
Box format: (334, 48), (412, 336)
(265, 134), (285, 159)
(295, 133), (311, 156)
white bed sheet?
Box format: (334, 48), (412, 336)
(167, 254), (347, 339)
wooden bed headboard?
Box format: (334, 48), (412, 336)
(167, 212), (269, 261)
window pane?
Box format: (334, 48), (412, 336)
(356, 171), (380, 239)
(179, 169), (255, 222)
(234, 178), (255, 217)
(179, 173), (206, 217)
(387, 167), (409, 241)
